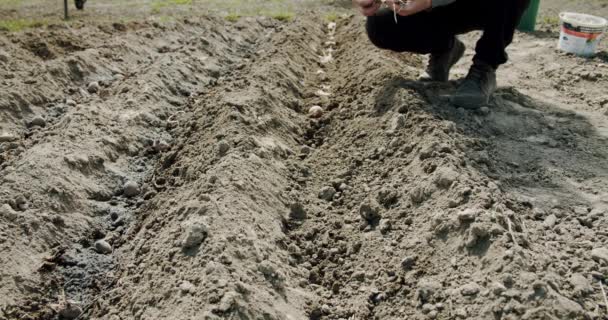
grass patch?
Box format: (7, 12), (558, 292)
(224, 13), (242, 22)
(151, 0), (193, 14)
(0, 18), (47, 32)
(541, 15), (560, 27)
(261, 11), (294, 21)
(324, 12), (340, 22)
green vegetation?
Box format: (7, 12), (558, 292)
(0, 18), (47, 32)
(151, 0), (193, 14)
(540, 15), (560, 27)
(261, 11), (294, 21)
(324, 12), (340, 22)
(224, 13), (242, 22)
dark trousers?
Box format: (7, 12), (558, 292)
(366, 0), (531, 68)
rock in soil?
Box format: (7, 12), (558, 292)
(309, 105), (324, 118)
(123, 181), (140, 197)
(87, 81), (100, 93)
(28, 116), (46, 128)
(94, 239), (112, 254)
(288, 202), (307, 221)
(58, 300), (83, 319)
(460, 282), (481, 296)
(359, 199), (381, 223)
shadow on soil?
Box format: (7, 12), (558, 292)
(377, 76), (608, 211)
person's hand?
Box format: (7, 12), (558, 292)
(353, 0), (381, 16)
(384, 0), (432, 16)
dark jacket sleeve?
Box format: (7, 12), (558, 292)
(432, 0), (456, 8)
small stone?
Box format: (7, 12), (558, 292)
(28, 116), (46, 128)
(491, 282), (506, 295)
(591, 247), (608, 263)
(14, 196), (28, 211)
(379, 219), (391, 234)
(460, 282), (481, 296)
(544, 214), (557, 228)
(87, 81), (100, 93)
(123, 181), (140, 197)
(480, 106), (490, 115)
(309, 106), (324, 118)
(0, 203), (18, 221)
(422, 303), (435, 314)
(417, 279), (442, 301)
(465, 223), (489, 248)
(359, 200), (381, 223)
(94, 239), (112, 254)
(502, 273), (514, 287)
(377, 188), (399, 207)
(0, 50), (10, 63)
(153, 140), (171, 153)
(388, 114), (406, 134)
(218, 141), (230, 156)
(401, 256), (416, 270)
(181, 221), (208, 249)
(179, 280), (195, 294)
(66, 99), (77, 107)
(455, 308), (468, 318)
(318, 186), (336, 201)
(217, 291), (239, 312)
(410, 186), (426, 204)
(58, 300), (82, 319)
(288, 202), (307, 221)
(321, 304), (331, 314)
(457, 208), (478, 223)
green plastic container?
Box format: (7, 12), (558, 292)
(518, 0), (541, 32)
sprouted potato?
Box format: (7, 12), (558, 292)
(375, 0), (411, 23)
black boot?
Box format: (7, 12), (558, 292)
(451, 60), (497, 109)
(75, 0), (87, 10)
(420, 38), (465, 82)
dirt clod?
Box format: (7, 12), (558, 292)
(181, 221), (208, 249)
(460, 282), (481, 296)
(359, 199), (381, 223)
(288, 202), (307, 221)
(591, 247), (608, 264)
(318, 186), (336, 201)
(433, 167), (459, 189)
(217, 141), (230, 156)
(57, 300), (82, 320)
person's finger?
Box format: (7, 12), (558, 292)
(353, 0), (376, 8)
(360, 2), (381, 16)
(395, 0), (432, 16)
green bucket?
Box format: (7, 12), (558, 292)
(518, 0), (540, 32)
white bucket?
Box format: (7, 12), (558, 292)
(558, 12), (607, 57)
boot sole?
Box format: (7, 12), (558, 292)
(450, 94), (489, 110)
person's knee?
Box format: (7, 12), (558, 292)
(366, 14), (395, 50)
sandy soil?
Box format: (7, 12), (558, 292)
(1, 1), (608, 320)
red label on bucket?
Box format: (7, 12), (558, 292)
(562, 26), (602, 40)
